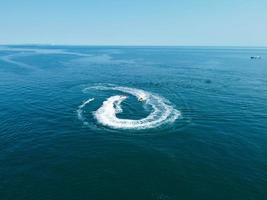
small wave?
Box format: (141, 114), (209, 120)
(78, 85), (181, 130)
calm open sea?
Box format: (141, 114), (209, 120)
(0, 46), (266, 199)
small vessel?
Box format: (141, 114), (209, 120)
(138, 97), (145, 102)
(251, 56), (261, 59)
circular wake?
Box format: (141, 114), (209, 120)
(78, 85), (181, 130)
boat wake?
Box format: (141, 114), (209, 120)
(77, 85), (181, 130)
(77, 98), (95, 125)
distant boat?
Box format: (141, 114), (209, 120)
(250, 56), (261, 59)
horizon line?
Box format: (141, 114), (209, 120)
(1, 43), (267, 48)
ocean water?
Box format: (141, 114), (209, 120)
(0, 46), (266, 200)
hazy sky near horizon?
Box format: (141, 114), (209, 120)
(1, 0), (267, 46)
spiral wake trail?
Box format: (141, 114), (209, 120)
(78, 85), (181, 130)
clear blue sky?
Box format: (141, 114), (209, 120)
(1, 0), (267, 46)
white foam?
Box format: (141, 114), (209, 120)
(77, 98), (94, 125)
(81, 86), (180, 130)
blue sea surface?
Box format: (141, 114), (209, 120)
(0, 46), (266, 199)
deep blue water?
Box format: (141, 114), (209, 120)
(0, 46), (266, 199)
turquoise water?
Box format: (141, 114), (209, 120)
(0, 46), (266, 199)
